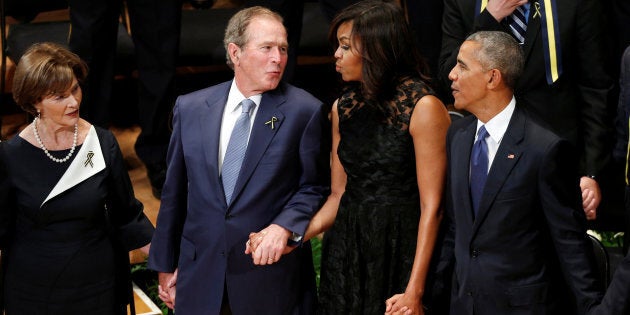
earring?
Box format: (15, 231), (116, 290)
(37, 110), (41, 119)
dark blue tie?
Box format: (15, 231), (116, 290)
(507, 5), (527, 44)
(222, 99), (256, 204)
(470, 125), (489, 217)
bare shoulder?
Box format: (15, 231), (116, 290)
(411, 95), (450, 127)
(332, 99), (340, 113)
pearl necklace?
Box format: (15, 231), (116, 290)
(32, 116), (78, 163)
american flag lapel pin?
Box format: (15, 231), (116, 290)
(507, 153), (515, 159)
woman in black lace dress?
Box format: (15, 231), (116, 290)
(311, 2), (450, 313)
(246, 1), (450, 314)
(247, 1), (450, 313)
(0, 43), (153, 314)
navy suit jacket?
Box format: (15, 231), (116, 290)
(439, 107), (603, 314)
(589, 250), (630, 315)
(440, 0), (611, 177)
(148, 81), (330, 314)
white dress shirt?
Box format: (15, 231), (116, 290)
(475, 97), (516, 173)
(219, 80), (262, 173)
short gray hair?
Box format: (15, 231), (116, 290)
(466, 31), (524, 89)
(223, 6), (284, 69)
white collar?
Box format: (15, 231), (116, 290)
(476, 96), (516, 144)
(227, 79), (262, 113)
(42, 126), (105, 207)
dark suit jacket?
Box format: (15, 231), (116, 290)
(147, 81), (330, 314)
(615, 47), (630, 175)
(439, 107), (603, 314)
(589, 250), (630, 315)
(440, 0), (612, 177)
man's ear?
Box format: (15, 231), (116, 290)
(228, 42), (241, 66)
(487, 69), (503, 89)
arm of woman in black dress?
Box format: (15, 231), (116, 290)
(102, 130), (154, 250)
(385, 95), (450, 315)
(0, 144), (14, 249)
(246, 99), (346, 256)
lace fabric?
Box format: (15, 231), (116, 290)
(318, 77), (434, 314)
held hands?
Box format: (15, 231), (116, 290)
(139, 243), (150, 256)
(580, 176), (601, 220)
(385, 292), (424, 315)
(244, 224), (295, 265)
(486, 0), (528, 21)
(158, 269), (177, 309)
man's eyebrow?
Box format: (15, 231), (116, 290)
(456, 58), (467, 68)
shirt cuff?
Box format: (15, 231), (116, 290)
(288, 232), (303, 246)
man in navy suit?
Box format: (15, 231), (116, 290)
(589, 250), (630, 315)
(440, 0), (611, 221)
(147, 6), (330, 314)
(437, 31), (603, 314)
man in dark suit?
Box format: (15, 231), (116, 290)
(440, 0), (612, 220)
(616, 46), (630, 254)
(439, 31), (603, 314)
(589, 250), (630, 315)
(147, 6), (330, 314)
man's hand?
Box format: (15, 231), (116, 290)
(245, 231), (296, 258)
(580, 176), (601, 220)
(158, 270), (177, 309)
(244, 224), (292, 265)
(486, 0), (528, 21)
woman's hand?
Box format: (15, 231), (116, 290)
(385, 292), (424, 315)
(138, 243), (150, 256)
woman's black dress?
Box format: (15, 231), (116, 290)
(0, 127), (153, 314)
(318, 78), (434, 314)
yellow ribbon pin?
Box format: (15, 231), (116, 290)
(265, 117), (278, 130)
(533, 2), (541, 19)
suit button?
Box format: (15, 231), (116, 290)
(467, 291), (473, 296)
(471, 250), (479, 258)
(225, 213), (233, 219)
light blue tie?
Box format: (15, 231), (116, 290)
(222, 99), (256, 204)
(470, 125), (489, 217)
(507, 5), (527, 44)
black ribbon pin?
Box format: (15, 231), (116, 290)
(84, 151), (94, 168)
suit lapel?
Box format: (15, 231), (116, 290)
(228, 88), (286, 206)
(451, 119), (477, 226)
(201, 83), (230, 204)
(472, 108), (525, 236)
